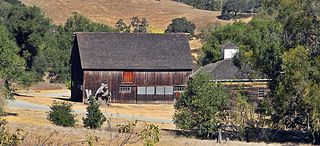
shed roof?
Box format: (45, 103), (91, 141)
(74, 32), (193, 70)
(202, 59), (267, 81)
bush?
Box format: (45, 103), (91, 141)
(139, 124), (160, 146)
(115, 121), (160, 146)
(0, 118), (24, 145)
(47, 101), (76, 127)
(83, 96), (106, 129)
(173, 71), (228, 138)
(165, 17), (196, 36)
(65, 80), (71, 90)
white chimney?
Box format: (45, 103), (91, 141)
(221, 44), (239, 59)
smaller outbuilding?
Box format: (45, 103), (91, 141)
(200, 44), (270, 104)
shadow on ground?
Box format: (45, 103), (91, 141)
(162, 128), (320, 145)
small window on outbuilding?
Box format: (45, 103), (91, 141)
(174, 86), (186, 93)
(119, 86), (131, 93)
(258, 88), (265, 98)
(122, 71), (133, 83)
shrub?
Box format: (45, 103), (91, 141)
(139, 124), (160, 146)
(65, 80), (71, 90)
(115, 121), (160, 146)
(173, 71), (228, 138)
(83, 96), (106, 129)
(47, 101), (76, 127)
(0, 118), (24, 145)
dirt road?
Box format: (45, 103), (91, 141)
(9, 90), (173, 124)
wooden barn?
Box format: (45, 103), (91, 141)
(70, 32), (193, 104)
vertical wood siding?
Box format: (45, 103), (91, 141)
(81, 70), (191, 104)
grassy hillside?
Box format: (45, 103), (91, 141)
(20, 0), (232, 32)
(20, 0), (251, 61)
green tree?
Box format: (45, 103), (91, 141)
(5, 5), (51, 69)
(0, 22), (30, 113)
(174, 71), (228, 137)
(174, 0), (223, 11)
(200, 21), (246, 65)
(130, 17), (148, 33)
(83, 96), (106, 129)
(47, 101), (76, 127)
(115, 19), (130, 32)
(165, 17), (196, 36)
(272, 46), (320, 131)
(65, 12), (113, 33)
(32, 12), (114, 83)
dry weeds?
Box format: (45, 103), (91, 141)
(4, 90), (310, 146)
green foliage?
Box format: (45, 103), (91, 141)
(115, 17), (149, 33)
(165, 17), (196, 36)
(272, 46), (320, 131)
(200, 21), (247, 65)
(47, 101), (76, 127)
(5, 5), (51, 69)
(174, 71), (228, 137)
(0, 85), (12, 114)
(0, 119), (24, 146)
(174, 0), (223, 11)
(0, 1), (115, 84)
(201, 16), (283, 87)
(65, 80), (71, 90)
(0, 22), (28, 84)
(220, 0), (262, 19)
(115, 19), (130, 32)
(83, 96), (106, 129)
(196, 23), (217, 43)
(199, 0), (320, 136)
(65, 12), (114, 33)
(130, 17), (148, 33)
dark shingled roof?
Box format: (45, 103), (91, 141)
(202, 59), (266, 81)
(74, 32), (193, 70)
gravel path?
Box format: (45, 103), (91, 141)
(9, 92), (173, 124)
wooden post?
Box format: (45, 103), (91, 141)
(218, 129), (222, 144)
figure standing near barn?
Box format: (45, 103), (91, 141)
(95, 83), (111, 106)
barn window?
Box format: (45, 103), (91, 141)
(138, 87), (146, 95)
(165, 86), (174, 95)
(258, 88), (265, 98)
(174, 86), (186, 92)
(156, 87), (165, 95)
(122, 71), (133, 83)
(119, 86), (131, 93)
(146, 87), (155, 95)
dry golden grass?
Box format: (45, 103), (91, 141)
(20, 0), (232, 32)
(14, 89), (174, 119)
(29, 82), (66, 90)
(6, 121), (308, 146)
(5, 89), (309, 146)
